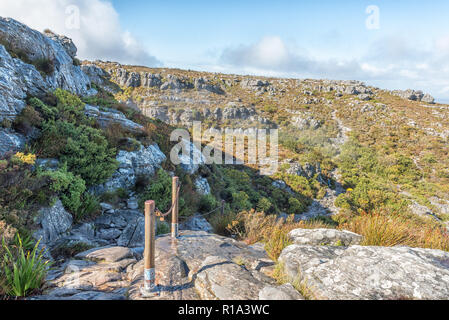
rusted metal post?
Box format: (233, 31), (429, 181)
(171, 176), (179, 238)
(141, 200), (159, 297)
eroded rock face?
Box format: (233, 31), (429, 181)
(0, 18), (90, 121)
(279, 245), (449, 300)
(180, 215), (213, 233)
(0, 45), (44, 121)
(81, 64), (110, 86)
(177, 139), (205, 174)
(129, 231), (274, 300)
(288, 229), (362, 246)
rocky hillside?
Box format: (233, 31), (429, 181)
(1, 17), (449, 300)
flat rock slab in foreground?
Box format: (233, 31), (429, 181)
(32, 231), (277, 300)
(128, 231), (276, 300)
(279, 244), (449, 300)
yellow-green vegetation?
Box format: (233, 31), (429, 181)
(339, 210), (449, 250)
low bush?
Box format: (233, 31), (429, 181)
(38, 120), (118, 186)
(38, 166), (86, 215)
(198, 194), (218, 213)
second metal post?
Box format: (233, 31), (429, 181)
(171, 176), (179, 238)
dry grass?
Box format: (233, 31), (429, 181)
(339, 211), (449, 251)
(225, 210), (334, 260)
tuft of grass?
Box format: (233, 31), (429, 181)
(340, 210), (449, 251)
(1, 234), (52, 297)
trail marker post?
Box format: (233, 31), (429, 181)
(141, 200), (159, 297)
(171, 176), (179, 238)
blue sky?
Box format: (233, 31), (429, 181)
(110, 0), (448, 66)
(1, 0), (449, 101)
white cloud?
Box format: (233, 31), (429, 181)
(219, 35), (449, 102)
(0, 0), (161, 66)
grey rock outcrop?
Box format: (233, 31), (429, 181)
(194, 77), (224, 94)
(178, 139), (205, 174)
(0, 128), (26, 158)
(34, 231), (277, 300)
(292, 115), (323, 130)
(84, 105), (144, 133)
(0, 17), (90, 121)
(288, 228), (362, 246)
(392, 89), (435, 104)
(81, 64), (110, 87)
(194, 177), (211, 195)
(195, 256), (266, 300)
(180, 215), (213, 233)
(0, 18), (90, 91)
(93, 144), (166, 193)
(279, 244), (449, 300)
(33, 200), (73, 244)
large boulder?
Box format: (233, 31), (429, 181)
(0, 17), (90, 121)
(279, 244), (449, 300)
(392, 89), (435, 104)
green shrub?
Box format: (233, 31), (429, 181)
(34, 58), (54, 76)
(198, 194), (218, 213)
(231, 191), (252, 211)
(139, 169), (188, 216)
(13, 105), (43, 136)
(38, 166), (86, 214)
(28, 97), (57, 120)
(156, 221), (170, 235)
(39, 120), (118, 185)
(53, 88), (85, 123)
(257, 197), (272, 213)
(75, 193), (101, 222)
(1, 235), (51, 297)
(288, 197), (305, 215)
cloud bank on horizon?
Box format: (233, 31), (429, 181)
(0, 0), (448, 101)
(219, 35), (449, 101)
